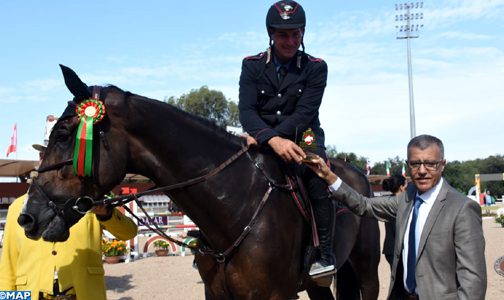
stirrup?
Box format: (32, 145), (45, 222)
(309, 261), (336, 278)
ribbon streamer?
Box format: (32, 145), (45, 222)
(73, 99), (106, 176)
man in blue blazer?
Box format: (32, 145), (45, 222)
(305, 134), (486, 300)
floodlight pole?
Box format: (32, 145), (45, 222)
(395, 2), (423, 139)
(406, 34), (415, 139)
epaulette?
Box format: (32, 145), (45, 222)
(244, 51), (266, 61)
(307, 54), (324, 63)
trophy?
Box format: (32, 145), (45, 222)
(298, 128), (318, 163)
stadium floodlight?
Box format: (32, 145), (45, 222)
(395, 2), (424, 139)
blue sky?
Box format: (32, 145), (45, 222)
(1, 0), (503, 166)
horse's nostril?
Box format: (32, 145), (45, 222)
(18, 213), (36, 231)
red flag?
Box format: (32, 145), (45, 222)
(6, 123), (17, 157)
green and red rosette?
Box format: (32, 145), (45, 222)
(73, 99), (106, 177)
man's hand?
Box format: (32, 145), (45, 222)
(267, 136), (306, 164)
(303, 155), (338, 185)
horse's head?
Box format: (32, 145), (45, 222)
(18, 65), (129, 242)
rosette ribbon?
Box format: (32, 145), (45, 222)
(73, 99), (106, 176)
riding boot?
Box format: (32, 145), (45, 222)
(309, 197), (336, 277)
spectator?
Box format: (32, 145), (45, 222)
(484, 190), (492, 206)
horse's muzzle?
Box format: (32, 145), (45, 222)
(18, 213), (35, 231)
(17, 213), (40, 239)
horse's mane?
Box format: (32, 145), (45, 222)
(107, 85), (240, 144)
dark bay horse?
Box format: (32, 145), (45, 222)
(19, 65), (379, 299)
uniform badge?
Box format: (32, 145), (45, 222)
(298, 128), (317, 162)
(276, 2), (298, 20)
(280, 4), (294, 20)
(494, 255), (504, 277)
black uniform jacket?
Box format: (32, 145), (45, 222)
(239, 48), (328, 147)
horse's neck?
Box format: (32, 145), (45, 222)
(125, 98), (241, 185)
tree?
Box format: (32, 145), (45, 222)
(227, 101), (240, 127)
(166, 86), (239, 127)
(443, 160), (473, 193)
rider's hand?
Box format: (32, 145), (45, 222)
(267, 136), (305, 164)
(303, 155), (338, 185)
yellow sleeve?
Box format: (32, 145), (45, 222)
(0, 196), (24, 290)
(99, 208), (137, 240)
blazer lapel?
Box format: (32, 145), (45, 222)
(416, 181), (448, 262)
(397, 189), (416, 252)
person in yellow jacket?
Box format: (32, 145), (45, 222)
(0, 194), (138, 300)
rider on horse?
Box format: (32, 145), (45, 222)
(239, 0), (336, 277)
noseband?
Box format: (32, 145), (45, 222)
(30, 178), (95, 218)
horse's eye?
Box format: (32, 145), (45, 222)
(53, 131), (70, 143)
(52, 119), (75, 142)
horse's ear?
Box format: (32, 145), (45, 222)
(59, 64), (91, 101)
